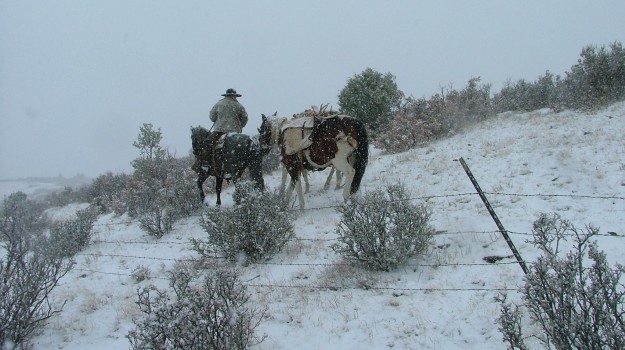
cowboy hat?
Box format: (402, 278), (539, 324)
(221, 88), (242, 97)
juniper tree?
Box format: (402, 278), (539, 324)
(338, 68), (403, 137)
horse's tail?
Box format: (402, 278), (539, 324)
(350, 119), (369, 195)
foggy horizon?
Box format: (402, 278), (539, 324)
(2, 1), (624, 179)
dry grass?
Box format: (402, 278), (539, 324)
(320, 261), (380, 290)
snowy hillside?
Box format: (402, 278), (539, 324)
(15, 102), (625, 349)
(0, 175), (92, 200)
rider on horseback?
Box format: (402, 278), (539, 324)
(204, 88), (249, 175)
(210, 88), (248, 133)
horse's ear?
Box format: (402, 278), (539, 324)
(262, 114), (267, 122)
(273, 111), (277, 116)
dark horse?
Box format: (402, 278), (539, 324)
(191, 124), (272, 206)
(260, 113), (368, 209)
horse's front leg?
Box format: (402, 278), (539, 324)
(282, 156), (305, 209)
(323, 167), (335, 191)
(215, 177), (224, 206)
(197, 172), (208, 203)
(286, 172), (305, 210)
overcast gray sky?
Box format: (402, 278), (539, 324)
(1, 1), (624, 179)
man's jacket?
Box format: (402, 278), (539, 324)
(210, 97), (248, 133)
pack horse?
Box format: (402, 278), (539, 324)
(190, 124), (271, 206)
(260, 112), (369, 209)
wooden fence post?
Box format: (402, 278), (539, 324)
(459, 157), (529, 275)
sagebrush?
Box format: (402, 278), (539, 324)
(194, 183), (294, 264)
(127, 263), (264, 350)
(1, 192), (74, 349)
(332, 184), (436, 271)
(126, 124), (202, 237)
(497, 213), (625, 350)
(45, 206), (98, 258)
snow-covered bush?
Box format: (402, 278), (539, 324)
(332, 184), (435, 271)
(45, 205), (98, 258)
(127, 264), (264, 350)
(444, 77), (492, 126)
(194, 183), (294, 264)
(132, 157), (200, 238)
(126, 124), (203, 238)
(1, 192), (74, 349)
(497, 213), (625, 350)
(559, 42), (625, 110)
(491, 42), (625, 113)
(130, 265), (151, 283)
(375, 97), (443, 153)
(261, 147), (282, 174)
(88, 171), (131, 215)
(375, 78), (491, 154)
(45, 185), (91, 208)
(137, 196), (174, 239)
(492, 72), (560, 113)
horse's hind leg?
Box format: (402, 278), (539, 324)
(302, 169), (311, 194)
(296, 176), (305, 209)
(335, 169), (344, 190)
(331, 158), (356, 200)
(283, 165), (309, 194)
(280, 166), (288, 195)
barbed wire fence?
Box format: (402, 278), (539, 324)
(90, 191), (625, 229)
(72, 250), (525, 293)
(74, 178), (625, 293)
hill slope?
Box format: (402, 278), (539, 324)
(28, 102), (625, 349)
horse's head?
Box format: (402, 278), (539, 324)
(258, 114), (273, 156)
(258, 113), (288, 147)
(190, 126), (211, 158)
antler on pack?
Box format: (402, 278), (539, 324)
(319, 103), (328, 115)
(293, 103), (335, 119)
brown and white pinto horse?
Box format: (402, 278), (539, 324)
(269, 115), (346, 195)
(260, 113), (368, 209)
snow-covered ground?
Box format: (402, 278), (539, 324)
(7, 103), (625, 349)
